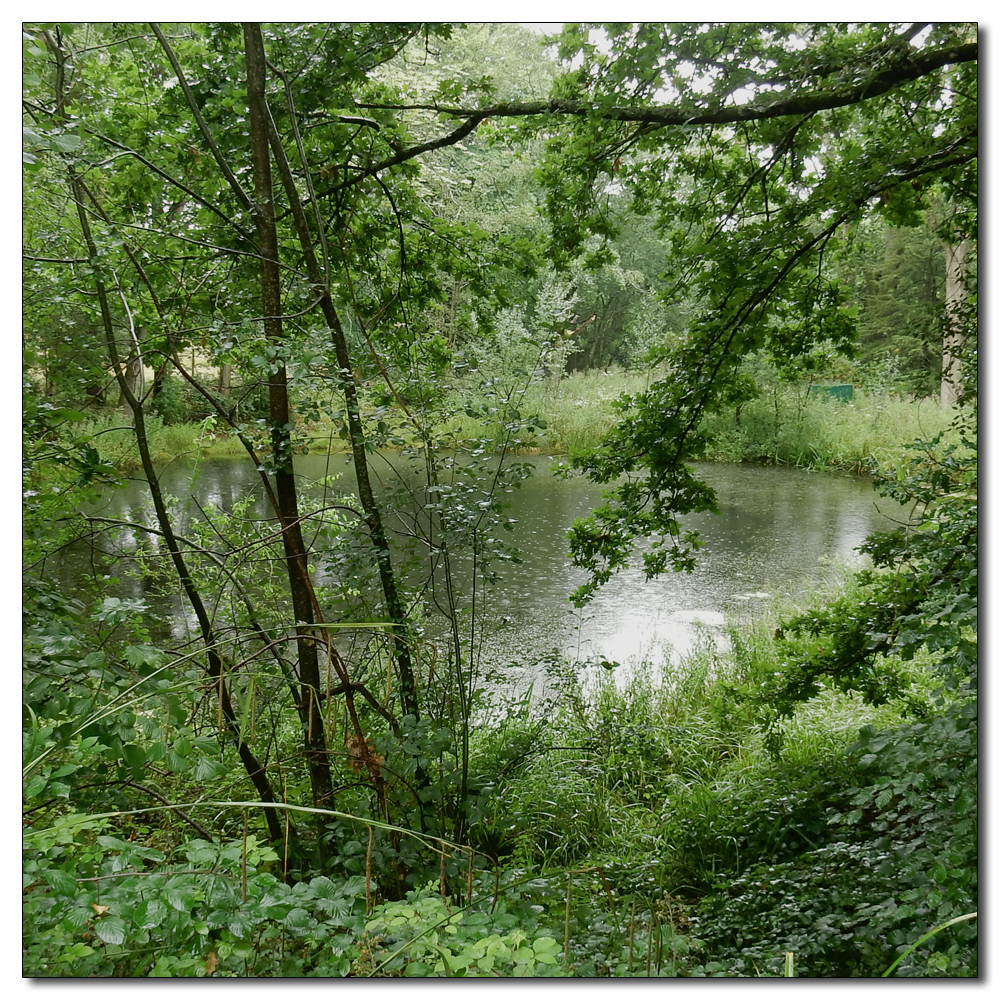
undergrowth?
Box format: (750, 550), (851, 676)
(72, 413), (246, 471)
(698, 385), (954, 474)
(23, 585), (975, 977)
(451, 584), (975, 977)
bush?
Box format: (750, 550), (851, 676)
(150, 376), (190, 425)
(692, 701), (977, 977)
(359, 882), (564, 977)
(23, 824), (371, 977)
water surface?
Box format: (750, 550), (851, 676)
(72, 453), (911, 692)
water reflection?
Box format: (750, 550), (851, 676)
(66, 455), (911, 686)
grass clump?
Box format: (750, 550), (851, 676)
(69, 413), (255, 471)
(434, 367), (664, 455)
(699, 385), (955, 474)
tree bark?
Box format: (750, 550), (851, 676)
(941, 239), (969, 408)
(243, 22), (333, 819)
(264, 80), (422, 724)
(118, 326), (145, 409)
(72, 180), (290, 852)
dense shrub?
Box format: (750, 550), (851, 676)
(693, 702), (977, 977)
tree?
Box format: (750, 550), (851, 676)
(940, 238), (971, 407)
(23, 21), (555, 883)
(439, 22), (976, 600)
(24, 22), (447, 871)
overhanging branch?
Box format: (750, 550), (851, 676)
(342, 40), (976, 185)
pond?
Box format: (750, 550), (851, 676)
(70, 452), (911, 694)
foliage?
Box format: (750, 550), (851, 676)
(765, 417), (976, 715)
(837, 216), (945, 393)
(546, 23), (977, 602)
(23, 566), (975, 976)
(697, 358), (956, 473)
(358, 881), (564, 977)
(694, 698), (977, 977)
(23, 818), (371, 977)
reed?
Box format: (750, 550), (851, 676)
(437, 371), (955, 471)
(698, 387), (955, 474)
(77, 371), (957, 478)
(72, 413), (251, 471)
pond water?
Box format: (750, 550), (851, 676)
(69, 452), (911, 694)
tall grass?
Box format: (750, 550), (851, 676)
(460, 588), (970, 975)
(432, 369), (955, 473)
(699, 385), (955, 474)
(71, 413), (247, 471)
(468, 574), (937, 881)
(76, 369), (957, 478)
(436, 366), (663, 455)
(294, 368), (658, 458)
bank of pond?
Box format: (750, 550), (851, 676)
(26, 451), (976, 978)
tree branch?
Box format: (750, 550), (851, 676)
(344, 39), (976, 183)
(150, 22), (254, 213)
(82, 133), (258, 245)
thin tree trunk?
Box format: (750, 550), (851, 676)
(118, 330), (144, 409)
(243, 22), (333, 822)
(45, 27), (290, 851)
(941, 239), (969, 407)
(264, 82), (422, 724)
(71, 178), (289, 850)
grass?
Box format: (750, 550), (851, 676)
(698, 385), (956, 474)
(70, 413), (262, 471)
(435, 367), (663, 455)
(299, 368), (654, 458)
(420, 370), (956, 477)
(456, 574), (974, 975)
(468, 570), (941, 874)
(72, 366), (957, 481)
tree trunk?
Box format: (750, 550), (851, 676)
(44, 28), (293, 852)
(243, 22), (333, 820)
(941, 239), (969, 407)
(67, 177), (291, 853)
(263, 96), (423, 725)
(118, 327), (145, 408)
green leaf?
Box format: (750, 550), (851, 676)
(308, 876), (340, 899)
(163, 884), (198, 911)
(124, 644), (167, 669)
(44, 869), (79, 896)
(24, 774), (48, 799)
(122, 743), (146, 779)
(134, 898), (169, 929)
(94, 915), (127, 945)
(193, 756), (225, 781)
(62, 907), (92, 931)
(50, 133), (83, 153)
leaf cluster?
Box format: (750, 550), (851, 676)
(766, 424), (976, 715)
